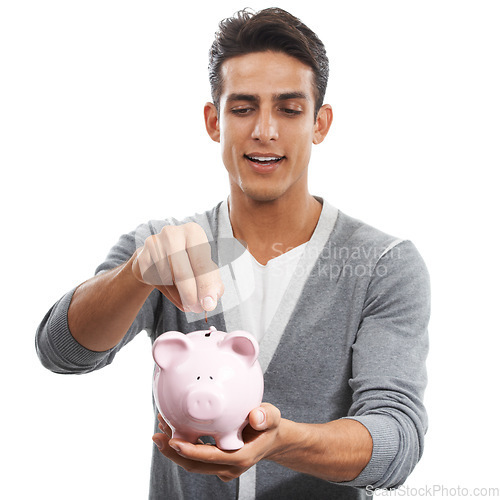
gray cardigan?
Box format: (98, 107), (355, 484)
(36, 198), (430, 499)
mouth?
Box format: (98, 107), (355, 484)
(244, 154), (285, 165)
(244, 153), (286, 173)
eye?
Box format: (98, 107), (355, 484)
(280, 108), (302, 116)
(230, 107), (253, 115)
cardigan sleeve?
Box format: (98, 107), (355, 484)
(338, 240), (431, 489)
(35, 225), (160, 375)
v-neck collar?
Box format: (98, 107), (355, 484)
(217, 196), (339, 373)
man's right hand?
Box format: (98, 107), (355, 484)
(131, 222), (224, 314)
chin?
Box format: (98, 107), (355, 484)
(239, 184), (286, 203)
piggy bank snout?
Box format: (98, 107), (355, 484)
(185, 388), (224, 421)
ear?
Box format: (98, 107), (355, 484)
(313, 103), (333, 145)
(220, 330), (259, 366)
(152, 331), (192, 370)
(204, 102), (220, 143)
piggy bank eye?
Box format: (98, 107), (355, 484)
(197, 376), (200, 380)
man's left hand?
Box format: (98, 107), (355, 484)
(152, 403), (282, 482)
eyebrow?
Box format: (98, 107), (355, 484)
(226, 91), (309, 103)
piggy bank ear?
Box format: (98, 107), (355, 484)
(220, 330), (259, 366)
(152, 331), (192, 370)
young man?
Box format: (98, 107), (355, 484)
(36, 8), (430, 499)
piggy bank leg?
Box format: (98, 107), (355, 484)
(217, 430), (245, 451)
(171, 429), (200, 445)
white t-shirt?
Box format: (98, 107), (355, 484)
(239, 244), (306, 341)
(222, 202), (307, 341)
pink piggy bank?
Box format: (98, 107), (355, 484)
(152, 326), (264, 450)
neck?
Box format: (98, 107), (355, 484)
(228, 186), (322, 265)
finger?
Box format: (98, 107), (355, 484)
(141, 258), (174, 287)
(158, 226), (201, 313)
(168, 250), (201, 313)
(149, 234), (175, 286)
(138, 226), (195, 310)
(132, 246), (161, 285)
(158, 423), (172, 438)
(140, 236), (175, 286)
(152, 432), (173, 454)
(169, 439), (242, 466)
(157, 413), (172, 436)
(249, 403), (281, 431)
(133, 247), (184, 311)
(153, 434), (237, 476)
(134, 247), (174, 288)
(148, 236), (195, 310)
(184, 231), (224, 311)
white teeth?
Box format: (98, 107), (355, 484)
(248, 156), (282, 161)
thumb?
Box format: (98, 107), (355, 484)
(249, 403), (281, 431)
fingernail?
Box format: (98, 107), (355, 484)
(153, 437), (163, 451)
(170, 442), (181, 452)
(256, 410), (265, 425)
(202, 296), (216, 311)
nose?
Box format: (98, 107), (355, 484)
(251, 109), (278, 142)
(185, 389), (223, 420)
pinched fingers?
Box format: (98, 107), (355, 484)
(133, 234), (174, 286)
(132, 222), (224, 313)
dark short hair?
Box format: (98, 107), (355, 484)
(208, 7), (329, 118)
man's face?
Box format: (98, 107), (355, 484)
(207, 51), (328, 203)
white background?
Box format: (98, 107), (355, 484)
(1, 1), (499, 498)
